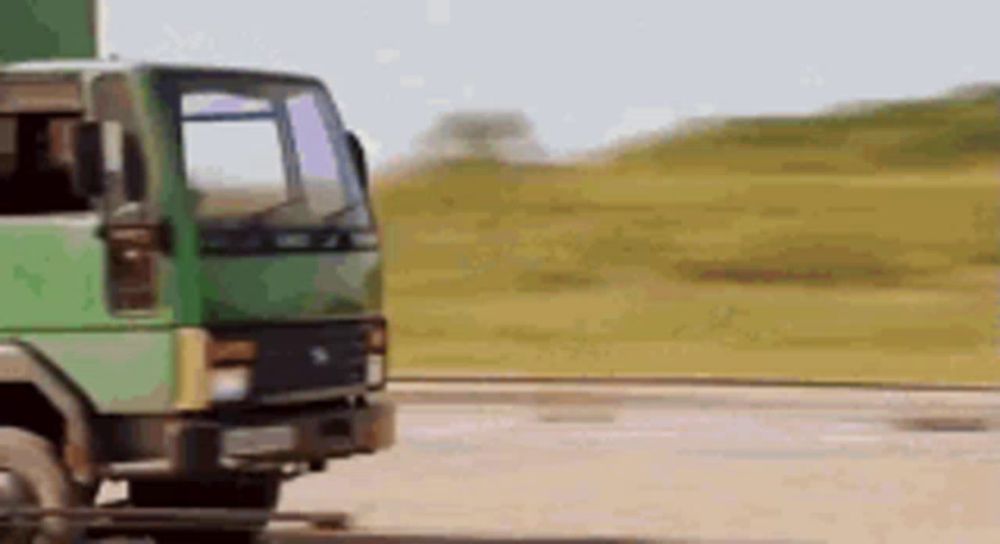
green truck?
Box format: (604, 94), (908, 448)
(0, 59), (394, 543)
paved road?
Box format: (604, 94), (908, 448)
(91, 385), (1000, 543)
(273, 385), (1000, 544)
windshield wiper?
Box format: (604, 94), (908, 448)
(241, 197), (303, 227)
(321, 200), (367, 225)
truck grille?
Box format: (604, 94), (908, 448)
(212, 322), (368, 399)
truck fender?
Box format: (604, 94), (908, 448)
(0, 341), (98, 484)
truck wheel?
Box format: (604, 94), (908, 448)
(129, 474), (280, 544)
(0, 428), (81, 544)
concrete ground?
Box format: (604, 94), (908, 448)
(268, 383), (1000, 544)
(87, 383), (1000, 543)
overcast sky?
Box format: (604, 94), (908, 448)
(103, 0), (1000, 169)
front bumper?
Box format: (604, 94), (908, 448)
(218, 401), (395, 460)
(98, 400), (395, 478)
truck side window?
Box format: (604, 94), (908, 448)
(0, 114), (91, 215)
(0, 118), (14, 176)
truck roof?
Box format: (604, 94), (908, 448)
(1, 58), (323, 85)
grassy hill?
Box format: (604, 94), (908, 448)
(374, 87), (1000, 384)
(615, 85), (1000, 174)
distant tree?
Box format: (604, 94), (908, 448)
(417, 111), (546, 163)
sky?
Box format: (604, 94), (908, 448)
(102, 0), (1000, 169)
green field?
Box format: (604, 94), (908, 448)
(375, 88), (1000, 384)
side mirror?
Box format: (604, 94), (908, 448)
(345, 130), (369, 192)
(73, 122), (106, 197)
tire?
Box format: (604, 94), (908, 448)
(0, 428), (82, 544)
(129, 474), (280, 544)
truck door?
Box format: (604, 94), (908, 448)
(0, 74), (175, 413)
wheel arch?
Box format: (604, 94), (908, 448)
(0, 341), (99, 484)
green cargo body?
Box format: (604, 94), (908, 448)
(0, 0), (97, 63)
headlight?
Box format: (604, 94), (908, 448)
(366, 354), (386, 388)
(211, 366), (252, 402)
(365, 318), (388, 388)
(175, 328), (257, 409)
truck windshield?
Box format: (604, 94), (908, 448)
(166, 75), (370, 228)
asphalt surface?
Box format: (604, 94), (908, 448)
(93, 384), (1000, 543)
(274, 384), (1000, 544)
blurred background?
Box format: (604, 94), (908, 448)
(105, 0), (1000, 384)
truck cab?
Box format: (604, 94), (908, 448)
(0, 60), (392, 542)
